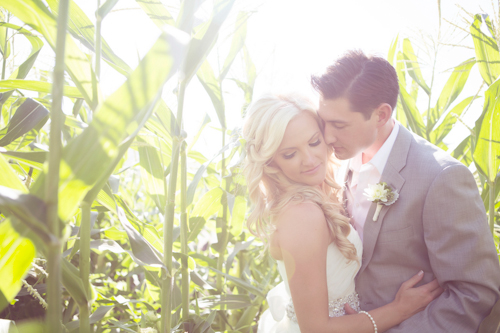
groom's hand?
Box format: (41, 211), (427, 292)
(344, 303), (357, 315)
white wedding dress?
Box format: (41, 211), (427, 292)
(257, 224), (363, 333)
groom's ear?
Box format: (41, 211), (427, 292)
(373, 103), (393, 127)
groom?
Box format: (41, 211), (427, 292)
(311, 50), (500, 332)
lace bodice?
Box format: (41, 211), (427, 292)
(258, 224), (363, 333)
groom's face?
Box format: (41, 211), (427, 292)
(317, 97), (378, 160)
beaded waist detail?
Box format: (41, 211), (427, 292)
(285, 291), (360, 323)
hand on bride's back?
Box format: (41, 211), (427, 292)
(393, 270), (444, 320)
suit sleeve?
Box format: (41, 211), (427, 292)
(387, 163), (500, 332)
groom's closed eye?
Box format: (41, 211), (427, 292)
(329, 122), (347, 129)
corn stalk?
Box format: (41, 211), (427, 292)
(180, 141), (189, 322)
(46, 0), (70, 331)
(1, 12), (9, 81)
(161, 81), (186, 333)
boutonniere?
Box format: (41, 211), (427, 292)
(363, 182), (399, 221)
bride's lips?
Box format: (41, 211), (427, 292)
(302, 164), (321, 174)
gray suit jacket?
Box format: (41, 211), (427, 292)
(353, 125), (500, 332)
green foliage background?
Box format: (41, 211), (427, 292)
(0, 1), (498, 333)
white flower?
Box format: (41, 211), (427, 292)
(363, 183), (389, 202)
(363, 182), (399, 221)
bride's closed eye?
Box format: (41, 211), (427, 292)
(283, 152), (296, 159)
(310, 139), (321, 147)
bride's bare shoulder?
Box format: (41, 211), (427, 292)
(273, 201), (328, 240)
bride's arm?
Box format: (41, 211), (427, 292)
(275, 202), (442, 333)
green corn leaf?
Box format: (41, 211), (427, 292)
(188, 187), (224, 242)
(0, 219), (36, 313)
(0, 23), (42, 80)
(480, 179), (500, 212)
(395, 51), (407, 88)
(229, 195), (246, 237)
(197, 60), (225, 128)
(0, 79), (83, 98)
(65, 305), (114, 332)
(45, 0), (132, 76)
(2, 0), (100, 109)
(83, 135), (135, 204)
(395, 96), (407, 128)
(145, 100), (178, 141)
(226, 239), (252, 268)
(64, 115), (88, 130)
(402, 38), (431, 95)
(387, 35), (399, 66)
(430, 96), (475, 145)
(87, 238), (165, 274)
(190, 271), (215, 290)
(97, 0), (120, 19)
(176, 0), (202, 33)
(136, 131), (172, 168)
(243, 45), (256, 91)
(28, 28), (187, 222)
(398, 83), (425, 137)
(116, 207), (167, 273)
(230, 46), (256, 115)
(1, 151), (46, 170)
(0, 191), (92, 311)
(0, 22), (43, 105)
(183, 0), (237, 85)
(470, 14), (500, 86)
(207, 267), (265, 297)
(0, 98), (48, 147)
(451, 135), (473, 167)
(219, 11), (249, 81)
(187, 113), (211, 152)
(187, 142), (233, 206)
(431, 59), (475, 128)
(61, 257), (94, 306)
(0, 22), (11, 59)
(138, 136), (166, 213)
(97, 189), (164, 254)
(198, 295), (252, 310)
(473, 78), (500, 182)
(0, 153), (28, 192)
(0, 186), (52, 243)
(135, 0), (175, 28)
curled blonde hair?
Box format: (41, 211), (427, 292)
(242, 94), (357, 262)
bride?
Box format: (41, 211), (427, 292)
(242, 94), (443, 333)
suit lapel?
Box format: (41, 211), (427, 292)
(358, 125), (412, 274)
(337, 160), (351, 209)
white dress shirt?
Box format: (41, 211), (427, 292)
(345, 121), (399, 241)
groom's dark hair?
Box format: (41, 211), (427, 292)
(311, 50), (399, 119)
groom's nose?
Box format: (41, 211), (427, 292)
(324, 129), (337, 145)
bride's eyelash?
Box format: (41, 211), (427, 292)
(283, 152), (296, 159)
(310, 139), (321, 147)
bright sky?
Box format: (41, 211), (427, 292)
(7, 0), (498, 153)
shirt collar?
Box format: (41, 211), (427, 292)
(349, 121), (400, 175)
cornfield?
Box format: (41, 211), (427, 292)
(0, 1), (498, 333)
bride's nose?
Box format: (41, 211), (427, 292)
(302, 149), (317, 166)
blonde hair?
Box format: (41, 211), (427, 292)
(242, 94), (357, 262)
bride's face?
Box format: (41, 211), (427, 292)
(272, 112), (328, 187)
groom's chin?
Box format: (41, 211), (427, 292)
(333, 150), (349, 161)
